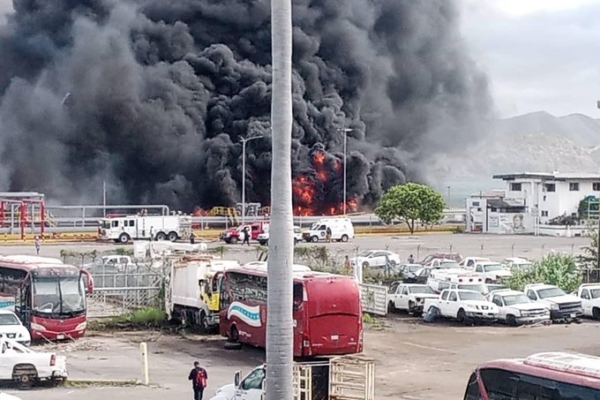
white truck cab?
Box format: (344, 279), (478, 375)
(524, 283), (582, 321)
(576, 283), (600, 319)
(503, 257), (533, 272)
(458, 257), (490, 268)
(210, 365), (265, 400)
(487, 289), (550, 325)
(301, 218), (354, 243)
(387, 283), (438, 315)
(423, 288), (499, 323)
(257, 226), (302, 246)
(471, 261), (512, 283)
(427, 271), (486, 294)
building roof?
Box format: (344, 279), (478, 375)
(494, 172), (600, 181)
(469, 189), (506, 198)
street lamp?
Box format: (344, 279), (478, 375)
(240, 135), (263, 225)
(339, 128), (353, 215)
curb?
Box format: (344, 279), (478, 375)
(62, 379), (143, 387)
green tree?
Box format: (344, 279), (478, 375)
(374, 183), (445, 234)
(507, 253), (581, 293)
(578, 195), (599, 219)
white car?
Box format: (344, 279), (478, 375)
(0, 339), (67, 386)
(257, 226), (302, 246)
(387, 283), (438, 315)
(426, 259), (462, 269)
(472, 261), (512, 283)
(576, 284), (600, 319)
(210, 365), (265, 400)
(458, 257), (490, 268)
(350, 250), (400, 269)
(0, 393), (21, 400)
(524, 284), (583, 321)
(503, 257), (534, 273)
(487, 289), (550, 325)
(423, 289), (499, 323)
(0, 311), (30, 347)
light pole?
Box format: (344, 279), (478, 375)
(241, 136), (263, 225)
(340, 128), (352, 215)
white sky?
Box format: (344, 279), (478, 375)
(0, 0), (598, 118)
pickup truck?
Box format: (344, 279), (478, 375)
(524, 284), (583, 321)
(423, 289), (499, 324)
(387, 283), (438, 315)
(0, 339), (67, 387)
(576, 283), (600, 319)
(257, 226), (302, 246)
(471, 261), (512, 283)
(458, 257), (490, 268)
(487, 289), (550, 326)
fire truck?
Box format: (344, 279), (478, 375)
(98, 215), (192, 243)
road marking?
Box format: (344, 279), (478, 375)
(401, 342), (456, 354)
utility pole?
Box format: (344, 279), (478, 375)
(240, 136), (263, 224)
(340, 128), (352, 215)
(103, 181), (107, 217)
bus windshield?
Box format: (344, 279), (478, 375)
(32, 276), (86, 317)
(464, 368), (600, 400)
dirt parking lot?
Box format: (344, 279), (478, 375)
(5, 316), (600, 400)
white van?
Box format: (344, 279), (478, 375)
(301, 218), (355, 243)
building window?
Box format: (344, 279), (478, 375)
(569, 182), (580, 191)
(545, 183), (556, 192)
(541, 211), (548, 217)
(510, 183), (522, 191)
(472, 201), (480, 207)
(594, 182), (600, 191)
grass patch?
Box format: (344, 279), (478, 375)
(89, 308), (166, 331)
(62, 379), (142, 388)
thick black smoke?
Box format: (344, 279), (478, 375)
(0, 0), (491, 212)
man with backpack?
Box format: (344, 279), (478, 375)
(188, 361), (208, 400)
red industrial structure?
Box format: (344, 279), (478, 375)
(0, 192), (47, 239)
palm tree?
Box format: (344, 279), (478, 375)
(266, 0), (294, 399)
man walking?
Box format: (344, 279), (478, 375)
(34, 236), (40, 255)
(188, 361), (208, 400)
(242, 226), (250, 246)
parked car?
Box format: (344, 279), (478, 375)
(257, 226), (302, 246)
(458, 257), (490, 268)
(503, 257), (533, 272)
(487, 289), (550, 326)
(420, 253), (462, 265)
(0, 339), (67, 387)
(398, 264), (424, 281)
(576, 283), (600, 319)
(387, 283), (438, 315)
(350, 250), (401, 269)
(483, 283), (508, 294)
(423, 289), (499, 324)
(524, 284), (583, 321)
(0, 311), (30, 347)
(426, 259), (462, 269)
(471, 261), (512, 283)
(0, 393), (21, 400)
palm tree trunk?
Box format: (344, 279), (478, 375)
(266, 0), (294, 399)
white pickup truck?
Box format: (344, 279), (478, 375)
(0, 339), (67, 387)
(576, 283), (600, 319)
(423, 288), (499, 323)
(257, 226), (302, 246)
(472, 261), (512, 283)
(387, 283), (438, 315)
(487, 289), (550, 326)
(524, 284), (583, 321)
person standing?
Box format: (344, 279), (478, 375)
(325, 227), (332, 243)
(343, 255), (351, 271)
(190, 231), (196, 245)
(408, 254), (415, 264)
(34, 236), (40, 255)
(242, 226), (250, 246)
(188, 361), (208, 400)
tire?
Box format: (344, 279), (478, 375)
(506, 314), (518, 326)
(388, 301), (396, 313)
(229, 325), (239, 343)
(457, 308), (467, 324)
(408, 301), (415, 314)
(155, 232), (167, 241)
(311, 236), (319, 243)
(259, 240), (268, 246)
(362, 261), (370, 269)
(341, 234), (349, 242)
(168, 231), (178, 242)
(13, 364), (37, 389)
(593, 307), (600, 320)
(230, 237), (238, 245)
(118, 233), (130, 244)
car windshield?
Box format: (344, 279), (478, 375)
(458, 284), (486, 294)
(33, 276), (86, 316)
(502, 294), (531, 306)
(409, 286), (435, 294)
(458, 291), (486, 301)
(441, 262), (460, 269)
(483, 264), (504, 271)
(0, 314), (19, 326)
(358, 251), (373, 258)
(537, 287), (566, 299)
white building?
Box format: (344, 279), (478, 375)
(466, 190), (530, 234)
(493, 172), (600, 224)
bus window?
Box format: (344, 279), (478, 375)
(293, 283), (303, 310)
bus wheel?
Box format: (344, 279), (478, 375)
(118, 233), (130, 244)
(229, 325), (239, 343)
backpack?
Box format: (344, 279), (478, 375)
(195, 369), (207, 388)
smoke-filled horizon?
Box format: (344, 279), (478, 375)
(0, 0), (492, 213)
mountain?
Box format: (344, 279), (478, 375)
(431, 111), (600, 186)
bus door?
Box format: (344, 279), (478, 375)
(293, 283), (308, 356)
(212, 272), (225, 311)
(15, 283), (32, 328)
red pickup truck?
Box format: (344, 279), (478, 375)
(220, 221), (269, 244)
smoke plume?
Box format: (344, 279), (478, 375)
(0, 0), (491, 213)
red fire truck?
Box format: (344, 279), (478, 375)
(0, 255), (94, 341)
(464, 352), (600, 399)
(217, 263), (363, 358)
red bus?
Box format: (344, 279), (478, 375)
(464, 352), (600, 399)
(0, 255), (94, 341)
(217, 262), (363, 358)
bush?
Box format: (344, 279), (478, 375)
(507, 253), (581, 293)
(89, 308), (166, 331)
